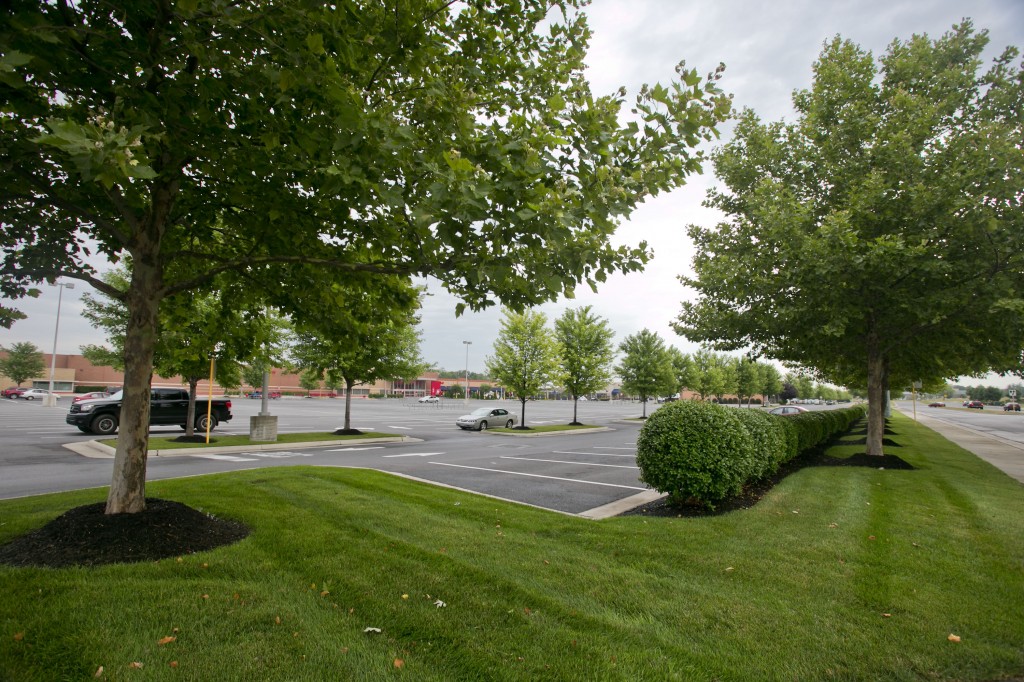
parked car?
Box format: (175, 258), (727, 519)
(928, 402), (946, 408)
(20, 388), (57, 401)
(66, 388), (233, 435)
(456, 407), (517, 431)
(248, 391), (281, 399)
(1005, 402), (1021, 412)
(966, 401), (985, 409)
(73, 391), (110, 403)
(418, 395), (440, 403)
(2, 386), (25, 399)
(768, 406), (807, 416)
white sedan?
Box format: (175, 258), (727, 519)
(20, 388), (57, 401)
(456, 407), (517, 431)
(418, 395), (440, 403)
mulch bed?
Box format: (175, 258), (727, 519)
(622, 448), (913, 518)
(0, 498), (249, 569)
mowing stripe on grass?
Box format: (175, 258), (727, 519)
(429, 461), (647, 489)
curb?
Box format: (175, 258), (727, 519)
(62, 436), (419, 459)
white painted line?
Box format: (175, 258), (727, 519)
(388, 426), (412, 430)
(428, 462), (647, 490)
(326, 446), (386, 452)
(191, 454), (259, 462)
(250, 452), (313, 459)
(382, 452), (447, 458)
(501, 456), (639, 470)
(593, 446), (636, 450)
(552, 450), (635, 458)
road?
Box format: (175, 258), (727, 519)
(0, 397), (657, 515)
(894, 400), (1024, 447)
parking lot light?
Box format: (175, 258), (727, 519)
(45, 281), (75, 408)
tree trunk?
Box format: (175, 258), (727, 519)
(344, 378), (354, 431)
(185, 378), (199, 437)
(105, 260), (163, 514)
(866, 342), (887, 457)
(572, 397), (579, 424)
(520, 398), (527, 428)
(642, 395), (648, 418)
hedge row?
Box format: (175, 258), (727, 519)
(636, 401), (867, 509)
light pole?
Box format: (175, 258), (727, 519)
(463, 340), (472, 405)
(45, 281), (75, 407)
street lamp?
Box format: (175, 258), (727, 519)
(45, 281), (75, 407)
(463, 340), (472, 405)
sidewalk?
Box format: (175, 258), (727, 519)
(898, 409), (1024, 485)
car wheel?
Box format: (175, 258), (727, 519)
(91, 414), (118, 436)
(478, 420), (488, 431)
(24, 395), (34, 401)
(505, 419), (514, 428)
(196, 414), (218, 431)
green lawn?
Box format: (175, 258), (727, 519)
(2, 412), (1022, 680)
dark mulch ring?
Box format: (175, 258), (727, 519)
(333, 428), (364, 436)
(171, 435), (216, 443)
(0, 498), (249, 569)
(622, 449), (914, 518)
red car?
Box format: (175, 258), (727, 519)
(965, 401), (984, 409)
(2, 386), (25, 399)
(73, 391), (110, 403)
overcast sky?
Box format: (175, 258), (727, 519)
(5, 0), (1023, 387)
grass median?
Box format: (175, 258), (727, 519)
(2, 412), (1022, 680)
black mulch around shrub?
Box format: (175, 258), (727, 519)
(171, 435), (216, 443)
(0, 498), (249, 569)
(332, 428), (364, 436)
(622, 448), (913, 518)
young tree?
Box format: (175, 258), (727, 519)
(760, 364), (783, 405)
(676, 22), (1024, 456)
(615, 330), (674, 418)
(0, 342), (45, 387)
(554, 306), (615, 425)
(735, 357), (761, 407)
(298, 370), (322, 397)
(665, 347), (696, 397)
(1, 2), (730, 513)
(689, 348), (728, 401)
(292, 283), (426, 433)
(486, 310), (559, 428)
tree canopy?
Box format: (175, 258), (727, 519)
(0, 341), (44, 386)
(675, 22), (1024, 455)
(0, 1), (729, 512)
(486, 309), (559, 427)
(554, 305), (615, 424)
(615, 329), (674, 417)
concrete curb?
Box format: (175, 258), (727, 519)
(62, 436), (419, 459)
(897, 409), (1024, 484)
(578, 489), (667, 520)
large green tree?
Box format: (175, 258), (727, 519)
(486, 309), (559, 427)
(554, 305), (615, 424)
(0, 341), (44, 387)
(615, 329), (674, 417)
(676, 23), (1024, 455)
(0, 1), (729, 513)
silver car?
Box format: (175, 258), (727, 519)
(456, 407), (517, 431)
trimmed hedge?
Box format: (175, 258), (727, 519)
(636, 400), (756, 508)
(637, 402), (867, 508)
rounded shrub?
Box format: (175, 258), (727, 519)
(733, 408), (788, 479)
(775, 416), (800, 462)
(636, 400), (756, 508)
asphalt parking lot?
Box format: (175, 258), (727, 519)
(0, 397), (659, 516)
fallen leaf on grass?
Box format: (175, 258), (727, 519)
(94, 666), (104, 678)
(275, 616), (281, 625)
(13, 632), (24, 641)
(948, 634), (961, 643)
(320, 590), (330, 597)
(201, 594), (209, 600)
(883, 613), (891, 618)
(402, 594), (409, 600)
(434, 599), (446, 608)
(394, 658), (405, 669)
(868, 535), (876, 541)
(364, 627), (382, 634)
(157, 636), (176, 645)
(169, 661), (178, 668)
(129, 662), (144, 669)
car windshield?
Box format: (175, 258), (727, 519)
(469, 408), (492, 416)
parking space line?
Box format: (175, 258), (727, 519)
(500, 456), (639, 470)
(552, 450), (635, 458)
(382, 452), (446, 458)
(428, 462), (647, 490)
(326, 446), (386, 452)
(192, 454), (259, 462)
(593, 446), (636, 450)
